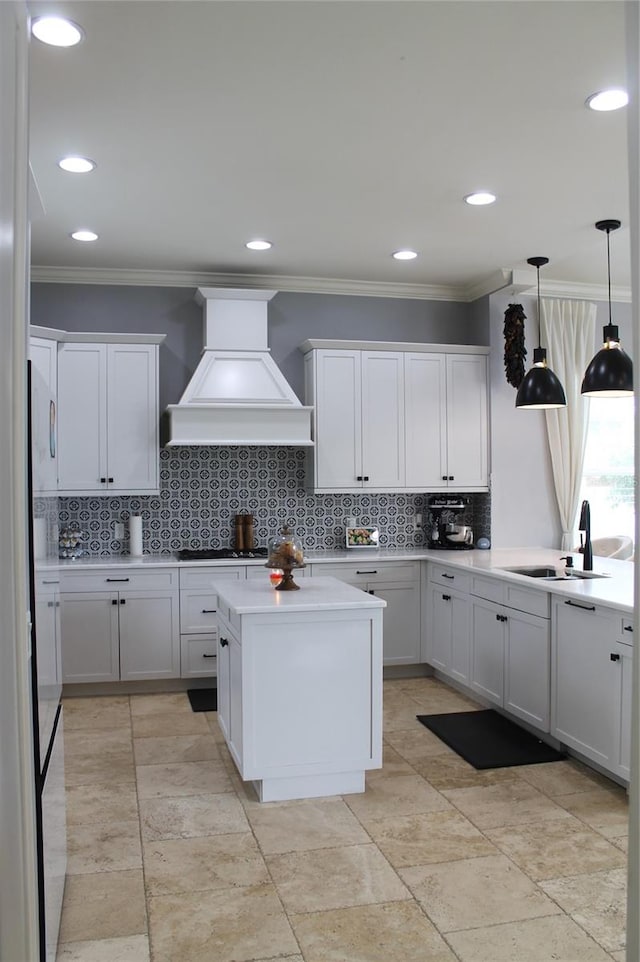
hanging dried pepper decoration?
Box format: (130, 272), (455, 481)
(504, 303), (527, 388)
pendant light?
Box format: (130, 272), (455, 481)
(581, 219), (633, 397)
(515, 257), (567, 409)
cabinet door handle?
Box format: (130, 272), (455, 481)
(363, 476), (370, 481)
(99, 477), (106, 483)
(201, 609), (217, 613)
(47, 601), (55, 608)
(441, 573), (454, 580)
(120, 598), (126, 605)
(502, 615), (508, 623)
(565, 600), (596, 611)
(202, 653), (216, 659)
(106, 578), (130, 582)
(610, 652), (621, 662)
(442, 594), (451, 601)
(357, 570), (377, 575)
(442, 475), (448, 481)
(496, 613), (501, 622)
(449, 476), (455, 481)
(356, 475), (363, 481)
(368, 589), (375, 595)
(108, 477), (114, 483)
(111, 599), (118, 606)
(624, 625), (633, 633)
(219, 637), (229, 647)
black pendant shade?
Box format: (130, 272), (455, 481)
(516, 257), (567, 410)
(581, 220), (633, 397)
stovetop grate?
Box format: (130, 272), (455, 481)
(177, 547), (268, 561)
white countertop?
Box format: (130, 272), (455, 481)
(56, 546), (635, 613)
(215, 575), (387, 615)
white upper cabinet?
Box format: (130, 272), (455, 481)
(29, 334), (59, 494)
(405, 352), (488, 491)
(57, 337), (163, 495)
(305, 348), (405, 492)
(303, 341), (489, 493)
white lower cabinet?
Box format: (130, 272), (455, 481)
(216, 617), (243, 763)
(60, 567), (179, 683)
(552, 598), (632, 776)
(428, 584), (470, 685)
(310, 561), (420, 664)
(179, 566), (246, 678)
(468, 576), (550, 732)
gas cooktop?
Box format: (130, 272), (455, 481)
(177, 547), (268, 561)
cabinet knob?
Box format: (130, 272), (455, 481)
(496, 613), (501, 622)
(108, 477), (114, 483)
(610, 652), (621, 662)
(220, 637), (229, 647)
(120, 599), (126, 605)
(363, 476), (369, 482)
(368, 589), (375, 595)
(442, 475), (448, 481)
(442, 594), (451, 601)
(100, 477), (107, 483)
(356, 475), (363, 481)
(111, 599), (118, 606)
(449, 476), (454, 481)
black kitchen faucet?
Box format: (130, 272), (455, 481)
(578, 500), (593, 571)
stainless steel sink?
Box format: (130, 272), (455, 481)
(501, 566), (609, 581)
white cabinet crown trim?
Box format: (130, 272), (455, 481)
(300, 338), (489, 355)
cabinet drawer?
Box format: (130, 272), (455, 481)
(505, 584), (550, 619)
(314, 561), (420, 585)
(179, 565), (246, 589)
(180, 634), (217, 678)
(471, 575), (504, 604)
(180, 590), (218, 633)
(430, 564), (471, 594)
(620, 616), (634, 645)
(61, 567), (178, 593)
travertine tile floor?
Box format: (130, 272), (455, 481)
(57, 677), (629, 962)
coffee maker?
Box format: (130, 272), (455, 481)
(427, 495), (474, 549)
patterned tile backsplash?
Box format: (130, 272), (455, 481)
(57, 447), (491, 556)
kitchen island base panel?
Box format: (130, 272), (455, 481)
(252, 770), (365, 803)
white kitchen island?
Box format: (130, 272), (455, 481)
(214, 575), (385, 802)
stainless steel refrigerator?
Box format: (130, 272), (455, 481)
(28, 356), (66, 962)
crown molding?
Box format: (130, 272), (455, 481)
(29, 264), (633, 304)
(29, 266), (464, 301)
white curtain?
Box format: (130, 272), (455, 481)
(541, 298), (597, 550)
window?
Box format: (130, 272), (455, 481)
(579, 397), (635, 544)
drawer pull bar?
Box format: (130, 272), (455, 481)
(220, 637), (229, 648)
(42, 580), (59, 585)
(441, 573), (454, 580)
(356, 570), (377, 575)
(106, 578), (130, 582)
(564, 600), (596, 611)
(202, 653), (216, 659)
(201, 609), (217, 613)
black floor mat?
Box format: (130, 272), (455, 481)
(187, 688), (217, 712)
(416, 709), (565, 769)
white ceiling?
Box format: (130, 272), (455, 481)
(27, 0), (631, 300)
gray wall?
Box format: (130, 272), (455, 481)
(30, 284), (486, 409)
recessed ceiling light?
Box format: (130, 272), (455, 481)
(58, 156), (96, 173)
(586, 88), (629, 111)
(392, 249), (418, 260)
(70, 230), (98, 242)
(31, 16), (83, 47)
(464, 191), (497, 206)
(245, 240), (272, 251)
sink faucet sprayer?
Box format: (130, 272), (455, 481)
(578, 500), (593, 571)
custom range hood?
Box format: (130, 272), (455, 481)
(166, 288), (313, 446)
